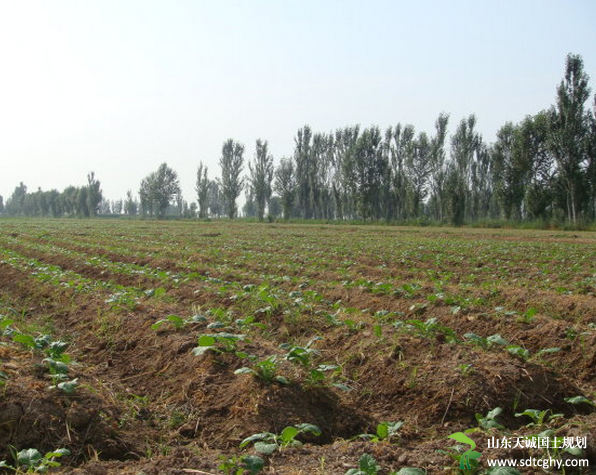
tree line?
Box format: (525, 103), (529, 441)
(2, 54), (595, 226)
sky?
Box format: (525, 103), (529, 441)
(0, 0), (595, 204)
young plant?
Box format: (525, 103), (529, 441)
(0, 447), (70, 473)
(151, 314), (207, 330)
(357, 421), (404, 443)
(218, 454), (264, 475)
(240, 423), (321, 454)
(234, 355), (288, 385)
(344, 453), (381, 475)
(514, 409), (563, 427)
(192, 333), (246, 356)
(475, 407), (505, 430)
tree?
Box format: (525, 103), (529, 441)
(343, 126), (387, 221)
(195, 162), (210, 219)
(139, 163), (181, 218)
(208, 179), (223, 218)
(405, 132), (432, 218)
(219, 139), (245, 219)
(248, 139), (274, 221)
(491, 122), (531, 220)
(0, 195), (4, 214)
(548, 53), (591, 223)
(86, 172), (102, 217)
(124, 190), (138, 215)
(386, 124), (415, 220)
(274, 158), (295, 219)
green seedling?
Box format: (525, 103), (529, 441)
(344, 453), (382, 475)
(0, 447), (70, 473)
(218, 454), (264, 475)
(475, 407), (505, 430)
(192, 333), (246, 356)
(240, 423), (321, 454)
(234, 355), (288, 385)
(357, 421), (404, 442)
(565, 395), (596, 407)
(151, 314), (206, 330)
(505, 345), (530, 361)
(463, 333), (508, 350)
(514, 409), (563, 427)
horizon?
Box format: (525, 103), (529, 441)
(1, 0), (595, 203)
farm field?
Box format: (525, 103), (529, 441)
(0, 219), (595, 475)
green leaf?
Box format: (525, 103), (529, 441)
(275, 375), (289, 385)
(280, 426), (299, 444)
(12, 333), (36, 349)
(57, 379), (78, 394)
(44, 448), (70, 459)
(17, 448), (43, 466)
(487, 334), (509, 346)
(191, 346), (214, 356)
(241, 455), (265, 475)
(295, 423), (322, 436)
(234, 367), (254, 375)
(358, 453), (381, 474)
(565, 395), (594, 406)
(253, 442), (277, 455)
(376, 422), (389, 439)
(396, 468), (426, 475)
(197, 335), (216, 346)
(239, 432), (274, 448)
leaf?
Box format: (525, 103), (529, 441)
(12, 333), (36, 349)
(295, 423), (322, 436)
(241, 455), (265, 475)
(487, 334), (509, 346)
(396, 468), (426, 475)
(207, 321), (225, 329)
(44, 448), (70, 458)
(565, 395), (594, 406)
(358, 453), (381, 474)
(191, 346), (214, 356)
(234, 367), (254, 375)
(197, 335), (216, 346)
(253, 442), (277, 455)
(376, 422), (389, 440)
(280, 426), (299, 444)
(448, 432), (475, 447)
(57, 379), (79, 394)
(275, 375), (289, 385)
(486, 407), (502, 419)
(239, 432), (274, 448)
(17, 448), (43, 466)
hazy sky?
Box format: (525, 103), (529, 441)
(1, 1), (595, 203)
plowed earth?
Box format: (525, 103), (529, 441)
(0, 220), (595, 474)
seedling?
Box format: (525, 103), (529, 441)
(475, 407), (505, 430)
(514, 409), (563, 427)
(357, 421), (404, 443)
(0, 447), (70, 473)
(234, 355), (289, 385)
(218, 454), (264, 475)
(344, 453), (382, 475)
(564, 395), (596, 407)
(192, 333), (246, 356)
(151, 314), (207, 330)
(240, 423), (321, 454)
